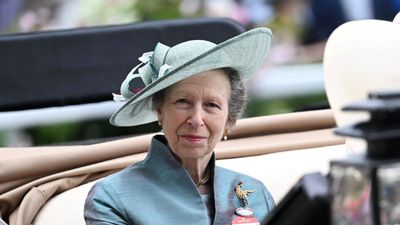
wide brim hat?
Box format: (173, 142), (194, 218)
(110, 27), (272, 127)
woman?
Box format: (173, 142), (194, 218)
(84, 27), (275, 225)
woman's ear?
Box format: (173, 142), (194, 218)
(155, 107), (164, 129)
(156, 107), (163, 122)
(224, 120), (234, 134)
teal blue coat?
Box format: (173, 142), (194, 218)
(84, 135), (275, 224)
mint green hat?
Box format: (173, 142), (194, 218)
(110, 27), (272, 127)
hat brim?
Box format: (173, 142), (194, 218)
(110, 28), (272, 127)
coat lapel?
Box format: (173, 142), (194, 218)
(213, 166), (241, 225)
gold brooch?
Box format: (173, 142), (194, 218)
(235, 181), (255, 207)
(234, 181), (256, 218)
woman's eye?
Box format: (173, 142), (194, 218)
(206, 102), (221, 109)
(175, 99), (189, 104)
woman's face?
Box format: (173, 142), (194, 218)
(156, 69), (231, 162)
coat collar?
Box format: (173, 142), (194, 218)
(143, 135), (239, 225)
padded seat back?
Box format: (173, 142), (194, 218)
(0, 18), (243, 111)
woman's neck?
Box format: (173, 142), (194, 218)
(180, 154), (213, 192)
(165, 144), (213, 192)
(182, 158), (209, 183)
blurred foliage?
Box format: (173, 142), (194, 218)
(26, 123), (81, 146)
(246, 93), (329, 117)
(134, 0), (183, 20)
(25, 119), (160, 146)
(80, 0), (183, 27)
(80, 0), (139, 26)
(0, 131), (5, 147)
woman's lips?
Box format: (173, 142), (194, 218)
(181, 135), (206, 142)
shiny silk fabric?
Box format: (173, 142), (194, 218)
(84, 135), (275, 224)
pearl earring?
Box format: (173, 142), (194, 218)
(223, 129), (229, 141)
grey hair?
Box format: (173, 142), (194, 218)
(151, 67), (248, 125)
(223, 67), (248, 125)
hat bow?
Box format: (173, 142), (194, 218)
(113, 50), (172, 102)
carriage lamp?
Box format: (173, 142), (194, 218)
(330, 90), (400, 225)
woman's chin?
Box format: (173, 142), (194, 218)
(177, 146), (211, 159)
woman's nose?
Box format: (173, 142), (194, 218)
(187, 105), (204, 127)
